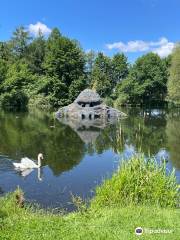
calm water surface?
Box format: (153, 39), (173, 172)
(0, 108), (179, 211)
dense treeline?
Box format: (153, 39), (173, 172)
(167, 44), (180, 105)
(0, 26), (179, 109)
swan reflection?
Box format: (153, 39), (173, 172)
(18, 166), (43, 181)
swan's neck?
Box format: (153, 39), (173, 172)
(37, 157), (41, 167)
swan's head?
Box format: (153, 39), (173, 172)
(38, 153), (44, 160)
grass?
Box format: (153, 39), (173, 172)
(0, 155), (179, 240)
(91, 155), (179, 208)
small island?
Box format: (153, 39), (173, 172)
(56, 89), (127, 120)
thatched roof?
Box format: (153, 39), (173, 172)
(74, 89), (101, 103)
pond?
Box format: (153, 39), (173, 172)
(0, 108), (179, 211)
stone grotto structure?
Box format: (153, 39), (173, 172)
(56, 89), (126, 120)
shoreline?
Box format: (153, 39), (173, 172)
(0, 155), (179, 239)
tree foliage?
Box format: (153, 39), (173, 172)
(0, 27), (87, 108)
(10, 26), (31, 59)
(91, 53), (113, 97)
(167, 44), (180, 104)
(26, 31), (46, 74)
(115, 53), (169, 105)
(112, 53), (128, 87)
(0, 25), (175, 109)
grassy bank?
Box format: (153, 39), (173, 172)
(0, 156), (179, 240)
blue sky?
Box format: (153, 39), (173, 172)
(0, 0), (179, 61)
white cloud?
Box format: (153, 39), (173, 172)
(106, 37), (175, 57)
(153, 41), (174, 58)
(106, 40), (149, 52)
(28, 22), (51, 36)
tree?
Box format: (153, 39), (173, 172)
(42, 28), (86, 106)
(85, 50), (96, 86)
(0, 42), (11, 61)
(68, 75), (87, 102)
(48, 77), (68, 107)
(10, 26), (31, 59)
(1, 26), (89, 108)
(91, 52), (113, 97)
(112, 53), (128, 87)
(43, 28), (85, 85)
(43, 28), (62, 77)
(0, 59), (7, 85)
(167, 44), (180, 104)
(94, 52), (112, 75)
(26, 31), (46, 74)
(1, 61), (35, 93)
(91, 65), (112, 97)
(116, 53), (168, 105)
(0, 42), (11, 87)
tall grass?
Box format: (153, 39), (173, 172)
(91, 155), (179, 208)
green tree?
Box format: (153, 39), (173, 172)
(26, 31), (46, 74)
(43, 28), (62, 77)
(0, 42), (11, 87)
(92, 66), (112, 97)
(112, 53), (128, 87)
(85, 50), (96, 85)
(43, 28), (86, 106)
(43, 28), (85, 85)
(94, 52), (112, 75)
(0, 59), (7, 86)
(48, 77), (68, 107)
(10, 26), (31, 59)
(167, 43), (180, 104)
(68, 75), (87, 102)
(0, 42), (11, 61)
(1, 61), (35, 93)
(116, 53), (168, 105)
(0, 61), (35, 108)
(91, 53), (112, 97)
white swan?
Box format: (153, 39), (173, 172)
(13, 153), (43, 169)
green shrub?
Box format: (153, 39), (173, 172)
(28, 94), (51, 109)
(91, 155), (179, 208)
(103, 97), (114, 107)
(114, 94), (129, 107)
(0, 90), (28, 109)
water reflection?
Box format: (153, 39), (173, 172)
(0, 108), (180, 174)
(58, 117), (109, 144)
(17, 168), (43, 181)
(166, 109), (180, 169)
(0, 110), (85, 176)
(0, 108), (179, 209)
(0, 187), (4, 195)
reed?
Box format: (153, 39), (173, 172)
(91, 155), (179, 208)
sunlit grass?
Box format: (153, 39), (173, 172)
(92, 155), (179, 208)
